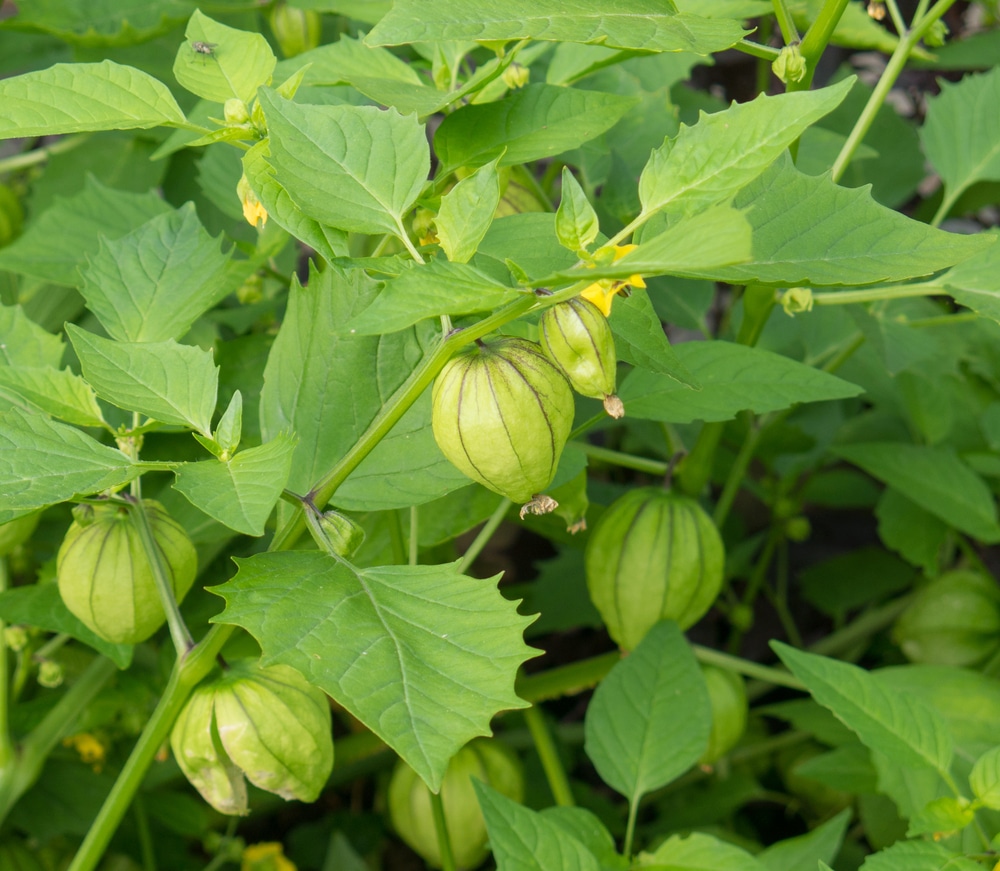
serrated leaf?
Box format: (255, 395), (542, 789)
(833, 442), (1000, 543)
(555, 167), (600, 254)
(173, 9), (276, 105)
(855, 839), (982, 871)
(367, 0), (748, 56)
(242, 141), (349, 263)
(638, 78), (853, 220)
(921, 67), (1000, 210)
(0, 367), (106, 428)
(260, 89), (428, 239)
(620, 340), (862, 423)
(172, 434), (296, 536)
(345, 260), (522, 336)
(0, 304), (64, 368)
(436, 156), (503, 263)
(0, 59), (185, 139)
(610, 292), (698, 388)
(970, 746), (1000, 809)
(210, 552), (536, 789)
(638, 832), (767, 870)
(0, 177), (172, 286)
(584, 621), (710, 804)
(939, 230), (1000, 322)
(772, 643), (953, 777)
(0, 584), (132, 669)
(67, 325), (218, 435)
(435, 84), (639, 174)
(698, 154), (995, 286)
(474, 782), (603, 871)
(0, 407), (137, 522)
(79, 204), (232, 342)
(757, 808), (851, 871)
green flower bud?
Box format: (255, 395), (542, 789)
(699, 665), (748, 765)
(56, 501), (196, 645)
(37, 660), (64, 689)
(171, 661), (333, 815)
(432, 337), (575, 516)
(772, 44), (807, 85)
(316, 510), (365, 558)
(539, 297), (623, 418)
(585, 487), (725, 650)
(893, 570), (1000, 667)
(388, 739), (524, 870)
(268, 3), (322, 58)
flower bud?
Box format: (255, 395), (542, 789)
(432, 337), (575, 515)
(388, 739), (524, 869)
(268, 3), (322, 57)
(56, 501), (196, 645)
(539, 297), (623, 417)
(585, 487), (725, 650)
(772, 44), (807, 85)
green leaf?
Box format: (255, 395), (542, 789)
(610, 292), (698, 388)
(637, 832), (767, 870)
(211, 552), (535, 789)
(875, 489), (949, 574)
(0, 584), (132, 669)
(172, 434), (297, 536)
(772, 643), (954, 776)
(242, 141), (349, 263)
(620, 340), (862, 423)
(555, 167), (600, 255)
(833, 443), (1000, 544)
(259, 266), (435, 500)
(584, 621), (710, 804)
(345, 260), (522, 336)
(67, 325), (218, 435)
(854, 839), (982, 871)
(173, 9), (276, 105)
(940, 231), (1000, 323)
(921, 67), (1000, 209)
(0, 304), (64, 368)
(0, 60), (185, 139)
(970, 746), (1000, 810)
(435, 84), (639, 173)
(0, 367), (106, 428)
(907, 796), (975, 837)
(0, 407), (137, 522)
(79, 204), (232, 343)
(478, 214), (578, 279)
(473, 781), (603, 871)
(757, 808), (851, 871)
(0, 177), (172, 286)
(367, 0), (749, 56)
(436, 157), (503, 264)
(333, 392), (474, 511)
(638, 78), (853, 220)
(699, 154), (995, 286)
(259, 89), (428, 238)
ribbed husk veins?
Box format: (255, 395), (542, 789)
(56, 500), (196, 645)
(388, 738), (524, 870)
(700, 664), (748, 765)
(431, 337), (574, 505)
(539, 297), (620, 414)
(585, 487), (724, 650)
(893, 570), (1000, 667)
(170, 661), (333, 816)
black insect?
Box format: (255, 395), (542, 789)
(191, 40), (218, 56)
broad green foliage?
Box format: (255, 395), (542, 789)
(1, 2), (999, 869)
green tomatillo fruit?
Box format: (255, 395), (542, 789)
(893, 570), (1000, 667)
(539, 296), (624, 418)
(171, 660), (333, 816)
(388, 738), (524, 870)
(585, 487), (725, 650)
(56, 500), (196, 645)
(432, 337), (574, 517)
(699, 665), (748, 765)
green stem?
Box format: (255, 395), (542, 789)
(517, 651), (620, 704)
(808, 284), (941, 306)
(623, 800), (640, 859)
(457, 499), (511, 575)
(0, 133), (92, 175)
(67, 624), (235, 871)
(712, 414), (761, 528)
(736, 39), (782, 62)
(795, 0), (851, 89)
(523, 705), (574, 807)
(126, 496), (193, 657)
(692, 644), (804, 690)
(0, 557), (11, 768)
(429, 790), (457, 871)
(808, 594), (914, 658)
(675, 422), (725, 497)
(408, 506), (419, 566)
(0, 656), (117, 825)
(513, 163), (555, 212)
(831, 0), (958, 182)
(570, 442), (670, 476)
(771, 0), (800, 45)
(134, 794), (157, 871)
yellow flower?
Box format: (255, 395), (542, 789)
(237, 174), (268, 229)
(62, 733), (106, 772)
(579, 244), (646, 317)
(242, 842), (297, 871)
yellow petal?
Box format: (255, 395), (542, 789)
(580, 281), (614, 316)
